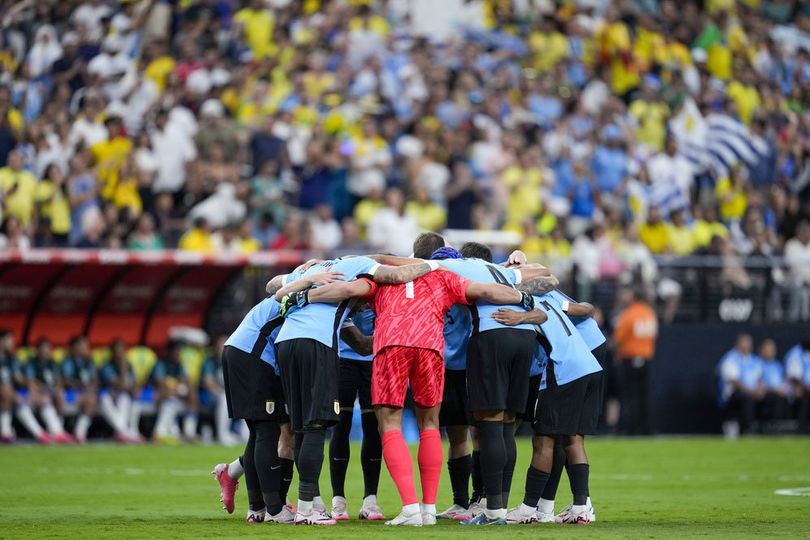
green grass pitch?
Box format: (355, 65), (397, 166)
(1, 437), (809, 538)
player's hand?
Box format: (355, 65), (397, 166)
(279, 290), (309, 317)
(492, 308), (526, 326)
(506, 250), (528, 267)
(307, 271), (344, 286)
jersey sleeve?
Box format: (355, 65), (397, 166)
(785, 349), (804, 380)
(442, 272), (472, 306)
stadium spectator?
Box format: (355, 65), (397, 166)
(0, 330), (22, 442)
(199, 335), (234, 446)
(719, 334), (764, 437)
(784, 221), (810, 322)
(367, 187), (420, 256)
(613, 288), (658, 435)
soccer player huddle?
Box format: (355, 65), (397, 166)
(212, 231), (605, 527)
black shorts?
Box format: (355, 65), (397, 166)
(338, 358), (373, 410)
(440, 369), (470, 427)
(534, 371), (603, 436)
(277, 338), (341, 432)
(222, 345), (286, 422)
(518, 375), (541, 423)
(467, 328), (537, 414)
(591, 343), (608, 404)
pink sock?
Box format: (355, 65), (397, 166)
(382, 430), (417, 505)
(418, 429), (443, 505)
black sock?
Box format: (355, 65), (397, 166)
(523, 465), (551, 508)
(447, 455), (472, 507)
(254, 420), (283, 515)
(541, 436), (566, 501)
(329, 411), (352, 497)
(476, 420), (506, 510)
(296, 429), (326, 502)
(471, 450), (483, 502)
(279, 458), (294, 503)
(567, 463), (590, 506)
(360, 411), (382, 498)
(501, 423), (517, 508)
(242, 421), (263, 511)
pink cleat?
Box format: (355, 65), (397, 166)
(53, 432), (76, 444)
(212, 463), (239, 513)
(36, 432), (52, 444)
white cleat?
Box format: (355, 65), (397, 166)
(555, 504), (594, 525)
(463, 498), (486, 520)
(265, 505), (295, 524)
(245, 509), (265, 524)
(294, 509), (336, 526)
(437, 504), (468, 520)
(331, 496), (349, 521)
(422, 512), (437, 526)
(358, 499), (386, 520)
(506, 505), (538, 524)
(536, 511), (556, 523)
(385, 510), (423, 527)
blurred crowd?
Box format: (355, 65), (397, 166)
(0, 0), (809, 312)
(718, 334), (810, 436)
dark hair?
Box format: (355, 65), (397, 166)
(69, 335), (85, 348)
(412, 232), (445, 259)
(0, 330), (11, 340)
(459, 242), (492, 262)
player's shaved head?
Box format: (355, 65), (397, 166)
(413, 232), (446, 259)
(459, 242), (492, 262)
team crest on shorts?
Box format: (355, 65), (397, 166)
(334, 401), (340, 414)
(265, 401), (275, 415)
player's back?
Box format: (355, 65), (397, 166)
(276, 256), (379, 349)
(225, 296), (283, 367)
(439, 258), (533, 333)
(368, 271), (469, 355)
(534, 293), (601, 387)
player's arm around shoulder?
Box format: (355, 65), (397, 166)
(273, 270), (345, 301)
(371, 260), (440, 284)
(307, 279), (374, 304)
(564, 301), (596, 318)
(492, 307), (548, 326)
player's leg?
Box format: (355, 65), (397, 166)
(537, 436), (566, 521)
(99, 390), (130, 441)
(39, 387), (70, 441)
(357, 360), (384, 520)
(153, 382), (180, 441)
(373, 346), (421, 526)
(182, 384), (199, 441)
(277, 422), (295, 505)
(470, 426), (484, 508)
(411, 348), (445, 526)
(74, 389), (96, 443)
(329, 359), (357, 520)
(501, 411), (517, 508)
(0, 383), (15, 441)
(14, 390), (47, 442)
(438, 368), (472, 519)
(242, 420), (266, 523)
(252, 420), (284, 520)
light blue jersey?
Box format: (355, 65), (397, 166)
(760, 359), (785, 391)
(443, 305), (471, 370)
(718, 349), (763, 403)
(339, 308), (375, 361)
(439, 258), (533, 333)
(534, 293), (602, 388)
(785, 345), (810, 386)
(544, 289), (606, 351)
(224, 296), (284, 372)
(275, 256), (380, 349)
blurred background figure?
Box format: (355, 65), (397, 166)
(613, 288), (658, 435)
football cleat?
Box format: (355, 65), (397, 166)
(53, 432), (76, 444)
(536, 511), (556, 523)
(265, 505), (295, 524)
(555, 505), (592, 525)
(384, 509), (423, 527)
(505, 507), (538, 525)
(358, 499), (385, 520)
(294, 509), (336, 525)
(245, 509), (265, 524)
(555, 502), (596, 523)
(456, 498), (486, 521)
(459, 513), (506, 526)
(331, 496), (349, 521)
(212, 463), (239, 513)
(437, 504), (468, 520)
(36, 432), (53, 444)
(422, 512), (437, 526)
